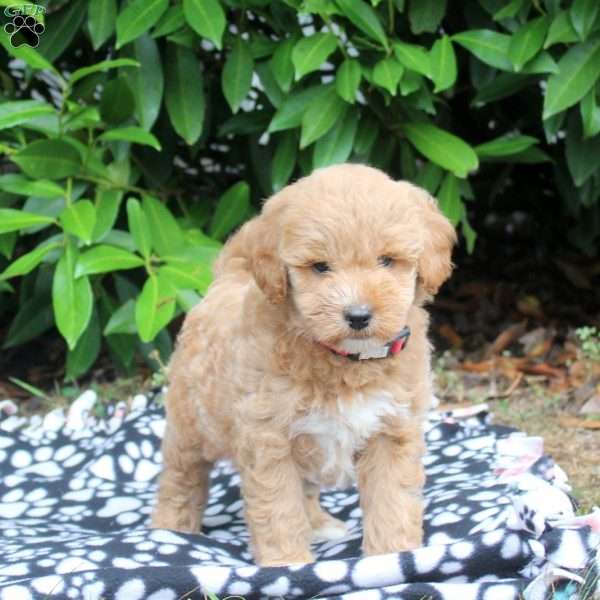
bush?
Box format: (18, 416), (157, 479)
(1, 0), (599, 379)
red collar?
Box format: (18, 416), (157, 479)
(322, 326), (411, 361)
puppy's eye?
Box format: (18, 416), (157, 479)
(312, 262), (331, 274)
(378, 256), (394, 267)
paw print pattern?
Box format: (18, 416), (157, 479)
(4, 15), (45, 48)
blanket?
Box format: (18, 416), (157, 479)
(0, 391), (597, 600)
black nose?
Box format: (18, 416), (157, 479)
(344, 304), (372, 330)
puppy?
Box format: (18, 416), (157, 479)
(151, 164), (456, 566)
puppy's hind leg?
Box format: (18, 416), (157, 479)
(151, 383), (212, 533)
(304, 484), (347, 542)
(151, 423), (213, 533)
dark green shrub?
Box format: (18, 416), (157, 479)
(1, 0), (599, 378)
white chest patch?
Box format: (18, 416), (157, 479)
(290, 391), (410, 488)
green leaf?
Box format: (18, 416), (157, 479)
(475, 135), (538, 158)
(0, 233), (16, 260)
(116, 0), (168, 49)
(429, 36), (457, 92)
(93, 189), (123, 242)
(126, 198), (152, 258)
(270, 36), (296, 93)
(0, 174), (63, 199)
(142, 195), (184, 256)
(403, 122), (479, 178)
(166, 26), (196, 48)
(100, 78), (136, 124)
(152, 5), (185, 38)
(88, 0), (117, 50)
(104, 299), (136, 335)
(372, 58), (403, 95)
(3, 295), (54, 349)
(165, 43), (205, 145)
(135, 273), (176, 342)
(508, 16), (549, 72)
(75, 245), (144, 277)
(219, 109), (271, 137)
(313, 107), (359, 169)
(99, 127), (162, 150)
(268, 85), (328, 132)
(354, 113), (380, 156)
(398, 70), (422, 96)
(209, 182), (250, 240)
(336, 0), (388, 49)
(60, 201), (97, 244)
(461, 214), (477, 254)
(414, 162), (444, 194)
(336, 59), (362, 103)
(393, 42), (431, 77)
(183, 0), (226, 49)
(292, 33), (338, 80)
(271, 131), (298, 192)
(37, 0), (85, 62)
(176, 289), (202, 311)
(566, 117), (600, 186)
(520, 51), (559, 74)
(122, 34), (164, 131)
(52, 244), (93, 350)
(13, 140), (80, 181)
(0, 100), (54, 130)
(408, 0), (446, 34)
(0, 243), (60, 281)
(255, 62), (285, 108)
(453, 30), (512, 71)
(581, 88), (600, 138)
(502, 147), (552, 163)
(472, 72), (532, 106)
(222, 37), (254, 113)
(493, 0), (525, 21)
(0, 209), (55, 234)
(66, 306), (101, 380)
(437, 173), (464, 226)
(160, 263), (212, 294)
(301, 85), (347, 148)
(570, 0), (600, 41)
(543, 37), (600, 119)
(544, 11), (579, 48)
(69, 59), (139, 86)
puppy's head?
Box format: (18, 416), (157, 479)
(248, 164), (456, 350)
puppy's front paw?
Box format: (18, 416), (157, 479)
(312, 517), (347, 542)
(258, 550), (315, 567)
(362, 528), (423, 556)
(150, 504), (201, 533)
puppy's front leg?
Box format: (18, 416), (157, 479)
(238, 430), (314, 566)
(357, 428), (425, 555)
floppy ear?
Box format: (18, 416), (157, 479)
(248, 220), (287, 304)
(245, 198), (288, 304)
(415, 187), (457, 295)
(214, 192), (289, 304)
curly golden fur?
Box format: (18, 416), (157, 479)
(151, 164), (456, 566)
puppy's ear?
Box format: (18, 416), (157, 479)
(414, 187), (457, 295)
(246, 200), (288, 304)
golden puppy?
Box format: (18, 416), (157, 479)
(151, 164), (456, 566)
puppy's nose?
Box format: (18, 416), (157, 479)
(344, 304), (372, 330)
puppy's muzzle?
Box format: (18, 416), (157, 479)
(344, 304), (373, 330)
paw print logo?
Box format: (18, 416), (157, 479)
(4, 14), (45, 48)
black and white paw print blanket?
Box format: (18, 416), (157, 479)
(0, 392), (597, 600)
